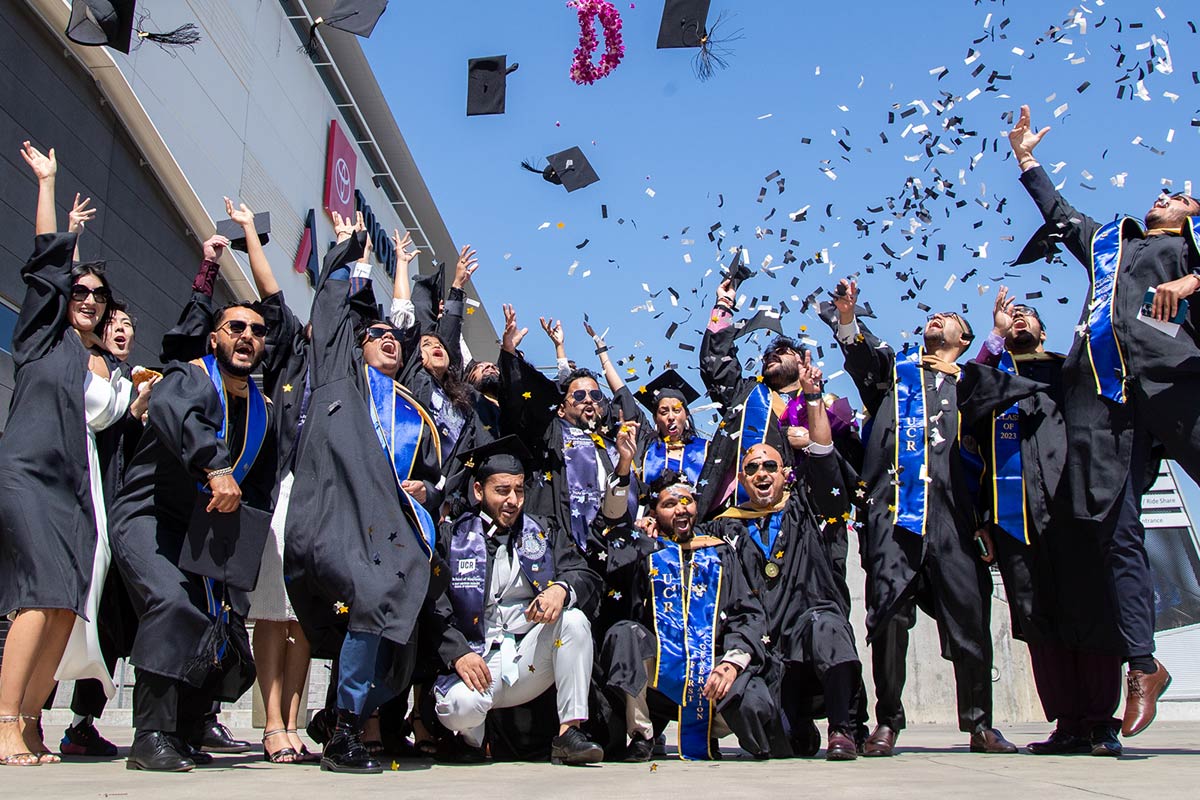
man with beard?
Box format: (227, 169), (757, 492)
(284, 226), (443, 774)
(431, 436), (604, 764)
(964, 294), (1124, 756)
(1008, 105), (1200, 735)
(828, 278), (1032, 757)
(110, 302), (276, 771)
(497, 304), (638, 555)
(466, 359), (503, 437)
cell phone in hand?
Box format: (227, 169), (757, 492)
(1142, 289), (1190, 325)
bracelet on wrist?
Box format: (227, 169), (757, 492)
(594, 344), (609, 355)
(803, 391), (824, 402)
(206, 466), (234, 484)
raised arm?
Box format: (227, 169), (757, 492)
(825, 279), (894, 417)
(224, 197), (278, 297)
(308, 211), (367, 386)
(497, 303), (559, 448)
(20, 141), (57, 236)
(973, 286), (1014, 367)
(699, 278), (745, 409)
(582, 319), (622, 392)
(389, 229), (419, 332)
(437, 245), (476, 371)
(540, 316), (572, 383)
(66, 193), (96, 263)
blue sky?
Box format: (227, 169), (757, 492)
(364, 0), (1200, 499)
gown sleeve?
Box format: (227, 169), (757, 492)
(258, 291), (304, 395)
(699, 304), (747, 410)
(835, 319), (895, 418)
(498, 349), (561, 454)
(307, 233), (368, 387)
(147, 361), (231, 482)
(717, 542), (769, 668)
(12, 233), (77, 369)
(159, 291), (215, 363)
(1018, 165), (1101, 271)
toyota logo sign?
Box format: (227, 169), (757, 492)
(323, 119), (357, 221)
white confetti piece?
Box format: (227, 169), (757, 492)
(538, 222), (550, 230)
(645, 188), (656, 198)
(944, 274), (957, 291)
(757, 113), (773, 120)
(567, 260), (579, 276)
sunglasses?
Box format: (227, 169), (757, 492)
(742, 460), (780, 476)
(570, 389), (605, 404)
(70, 284), (111, 303)
(220, 320), (269, 338)
(926, 312), (973, 340)
(364, 325), (404, 342)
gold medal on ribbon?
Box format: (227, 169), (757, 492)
(764, 562), (780, 579)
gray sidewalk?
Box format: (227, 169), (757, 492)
(6, 722), (1199, 800)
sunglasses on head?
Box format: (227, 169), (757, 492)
(570, 389), (605, 404)
(221, 320), (269, 338)
(70, 284), (111, 303)
(742, 460), (780, 476)
(364, 325), (403, 342)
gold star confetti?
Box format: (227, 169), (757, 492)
(556, 222), (565, 229)
(554, 638), (564, 648)
(433, 565), (442, 577)
(282, 383), (293, 393)
(522, 391), (532, 400)
(334, 601), (348, 615)
(466, 307), (476, 315)
(775, 551), (784, 559)
(649, 567), (659, 577)
(650, 763), (658, 772)
(391, 760), (400, 771)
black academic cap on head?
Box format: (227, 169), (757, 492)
(467, 56), (519, 116)
(214, 212), (271, 252)
(635, 368), (700, 413)
(67, 0), (135, 53)
(544, 147), (600, 193)
(457, 435), (534, 480)
(733, 310), (784, 340)
(1009, 221), (1064, 266)
(657, 0), (712, 48)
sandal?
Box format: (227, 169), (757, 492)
(22, 715), (59, 764)
(363, 712), (384, 756)
(284, 729), (320, 763)
(0, 716), (39, 767)
(262, 729), (299, 764)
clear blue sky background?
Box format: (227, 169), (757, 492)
(363, 0), (1200, 500)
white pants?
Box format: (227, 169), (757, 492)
(436, 608), (592, 747)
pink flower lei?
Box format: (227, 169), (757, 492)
(568, 0), (624, 85)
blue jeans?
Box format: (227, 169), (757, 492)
(336, 631), (398, 718)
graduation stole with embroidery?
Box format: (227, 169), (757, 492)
(735, 383), (788, 504)
(650, 541), (724, 761)
(892, 348), (930, 536)
(365, 365), (441, 559)
(642, 435), (709, 487)
(991, 352), (1029, 544)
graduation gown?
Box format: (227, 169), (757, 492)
(959, 353), (1122, 653)
(108, 359), (276, 696)
(284, 233), (442, 659)
(834, 321), (1036, 663)
(0, 233), (121, 617)
(1019, 165), (1200, 520)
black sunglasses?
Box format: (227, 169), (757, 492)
(364, 325), (404, 342)
(70, 284), (111, 303)
(221, 320), (269, 338)
(743, 460), (780, 476)
(570, 389), (605, 404)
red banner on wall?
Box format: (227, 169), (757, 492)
(323, 119), (357, 221)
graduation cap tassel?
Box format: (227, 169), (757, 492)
(520, 159), (562, 185)
(691, 12), (741, 82)
(134, 17), (201, 50)
(299, 18), (324, 57)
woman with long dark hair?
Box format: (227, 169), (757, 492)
(0, 143), (153, 766)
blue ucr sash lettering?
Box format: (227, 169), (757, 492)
(992, 352), (1029, 544)
(642, 436), (709, 486)
(893, 349), (929, 536)
(366, 365), (438, 558)
(650, 542), (723, 760)
(1087, 220), (1130, 403)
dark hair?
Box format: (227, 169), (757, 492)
(69, 260), (114, 332)
(107, 298), (138, 331)
(647, 469), (693, 509)
(420, 333), (474, 413)
(959, 315), (975, 342)
(558, 367), (600, 395)
(763, 335), (800, 355)
(213, 301), (266, 329)
(654, 393), (697, 444)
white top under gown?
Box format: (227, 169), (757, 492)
(54, 369), (132, 698)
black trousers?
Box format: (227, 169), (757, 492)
(871, 589), (992, 734)
(132, 669), (215, 743)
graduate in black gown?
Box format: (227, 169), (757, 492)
(283, 222), (443, 774)
(109, 301), (276, 772)
(826, 277), (1033, 756)
(963, 294), (1124, 757)
(430, 436), (606, 765)
(596, 464), (786, 762)
(1008, 104), (1200, 735)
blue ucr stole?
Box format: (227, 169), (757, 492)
(1087, 219), (1132, 403)
(198, 354), (268, 620)
(365, 365), (440, 559)
(642, 436), (709, 487)
(735, 383), (776, 505)
(650, 542), (723, 761)
(893, 348), (929, 536)
(992, 352), (1029, 544)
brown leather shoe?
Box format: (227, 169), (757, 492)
(826, 728), (858, 761)
(969, 727), (1018, 754)
(863, 724), (897, 757)
(1121, 660), (1172, 737)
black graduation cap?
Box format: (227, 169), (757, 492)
(635, 368), (700, 413)
(214, 212), (271, 252)
(180, 497), (272, 592)
(657, 0), (712, 48)
(1009, 221), (1064, 266)
(523, 147), (600, 193)
(733, 309), (784, 340)
(300, 0), (388, 54)
(456, 435), (534, 480)
(66, 0), (201, 54)
(722, 249), (754, 291)
(467, 56), (519, 116)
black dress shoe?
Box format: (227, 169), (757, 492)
(321, 710), (382, 774)
(826, 728), (858, 761)
(126, 731), (195, 772)
(1026, 729), (1090, 755)
(863, 724), (897, 757)
(1090, 725), (1123, 758)
(970, 727), (1018, 754)
(175, 737), (215, 765)
(306, 708), (334, 746)
(790, 719), (822, 757)
(201, 721), (252, 754)
(624, 734), (653, 762)
(549, 726), (603, 765)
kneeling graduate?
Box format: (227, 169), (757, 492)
(432, 436), (606, 764)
